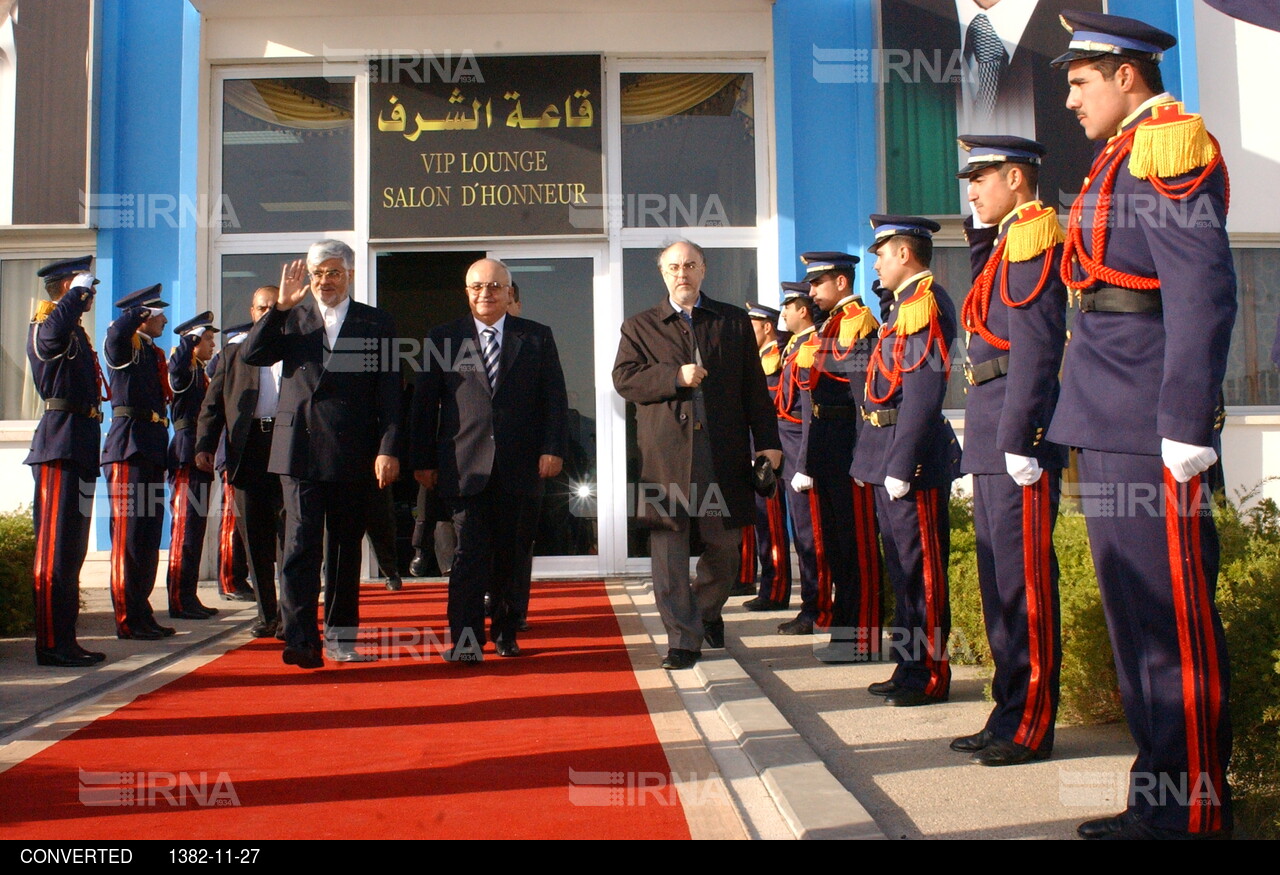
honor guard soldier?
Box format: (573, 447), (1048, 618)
(737, 302), (792, 607)
(165, 311), (220, 620)
(950, 135), (1068, 766)
(1050, 10), (1234, 839)
(852, 216), (960, 705)
(785, 252), (883, 663)
(206, 322), (255, 604)
(102, 284), (175, 640)
(761, 282), (822, 617)
(26, 256), (108, 667)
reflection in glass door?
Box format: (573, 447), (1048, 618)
(488, 253), (600, 576)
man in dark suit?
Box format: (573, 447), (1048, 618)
(880, 0), (1101, 214)
(195, 286), (284, 638)
(410, 258), (568, 662)
(241, 241), (401, 668)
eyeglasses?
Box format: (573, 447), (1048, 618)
(466, 281), (509, 293)
(310, 269), (347, 281)
(662, 261), (703, 276)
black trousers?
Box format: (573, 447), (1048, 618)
(166, 465), (213, 612)
(447, 483), (538, 651)
(279, 476), (368, 650)
(106, 459), (166, 635)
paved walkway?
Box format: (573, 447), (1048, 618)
(0, 558), (1139, 840)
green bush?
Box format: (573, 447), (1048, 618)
(0, 508), (36, 637)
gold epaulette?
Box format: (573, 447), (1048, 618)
(761, 349), (781, 376)
(131, 334), (142, 351)
(1130, 102), (1217, 180)
(1004, 203), (1064, 263)
(794, 337), (818, 369)
(32, 300), (57, 323)
(894, 278), (937, 337)
(837, 301), (879, 347)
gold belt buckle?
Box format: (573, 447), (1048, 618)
(963, 362), (976, 386)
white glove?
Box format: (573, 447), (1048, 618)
(1162, 438), (1217, 484)
(854, 478), (865, 487)
(1005, 453), (1043, 487)
(884, 476), (910, 500)
(790, 472), (814, 492)
(70, 273), (97, 291)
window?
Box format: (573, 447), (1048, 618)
(1, 257), (82, 421)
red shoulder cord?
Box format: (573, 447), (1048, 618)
(774, 346), (804, 424)
(1062, 130), (1230, 291)
(810, 314), (852, 387)
(961, 237), (1055, 352)
(864, 295), (951, 406)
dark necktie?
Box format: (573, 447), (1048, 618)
(481, 327), (500, 393)
(966, 13), (1007, 119)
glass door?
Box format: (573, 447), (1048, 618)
(486, 247), (611, 578)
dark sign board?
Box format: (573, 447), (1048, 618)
(369, 54), (604, 239)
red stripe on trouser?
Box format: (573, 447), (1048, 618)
(167, 468), (190, 610)
(34, 464), (59, 648)
(107, 463), (131, 633)
(765, 493), (788, 602)
(739, 522), (755, 584)
(852, 481), (882, 652)
(1014, 475), (1055, 750)
(219, 481), (237, 593)
(917, 491), (950, 698)
(1164, 468), (1224, 834)
(811, 489), (833, 629)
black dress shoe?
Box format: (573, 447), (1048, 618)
(283, 645), (324, 669)
(118, 625), (164, 641)
(518, 618), (530, 632)
(408, 551), (429, 577)
(495, 638), (522, 657)
(971, 738), (1051, 766)
(728, 580), (755, 597)
(483, 593), (492, 617)
(220, 587), (255, 602)
(36, 647), (99, 667)
(703, 619), (725, 649)
(743, 597), (787, 612)
(661, 648), (700, 670)
(442, 646), (483, 665)
(385, 575), (403, 592)
(867, 678), (899, 696)
(883, 689), (947, 707)
(72, 644), (107, 663)
(324, 643), (377, 663)
(950, 728), (993, 752)
(192, 601), (219, 616)
(169, 608), (213, 621)
(250, 619), (279, 638)
(1077, 810), (1143, 840)
(777, 616), (814, 635)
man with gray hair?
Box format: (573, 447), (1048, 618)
(242, 239), (401, 668)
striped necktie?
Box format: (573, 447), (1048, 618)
(966, 13), (1007, 119)
(481, 327), (500, 393)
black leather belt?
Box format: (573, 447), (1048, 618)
(812, 403), (856, 420)
(45, 399), (102, 421)
(252, 417), (275, 432)
(1080, 286), (1162, 314)
(113, 406), (169, 427)
(964, 355), (1009, 386)
(861, 407), (898, 427)
(173, 417), (195, 431)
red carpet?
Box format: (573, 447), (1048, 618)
(0, 581), (692, 839)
